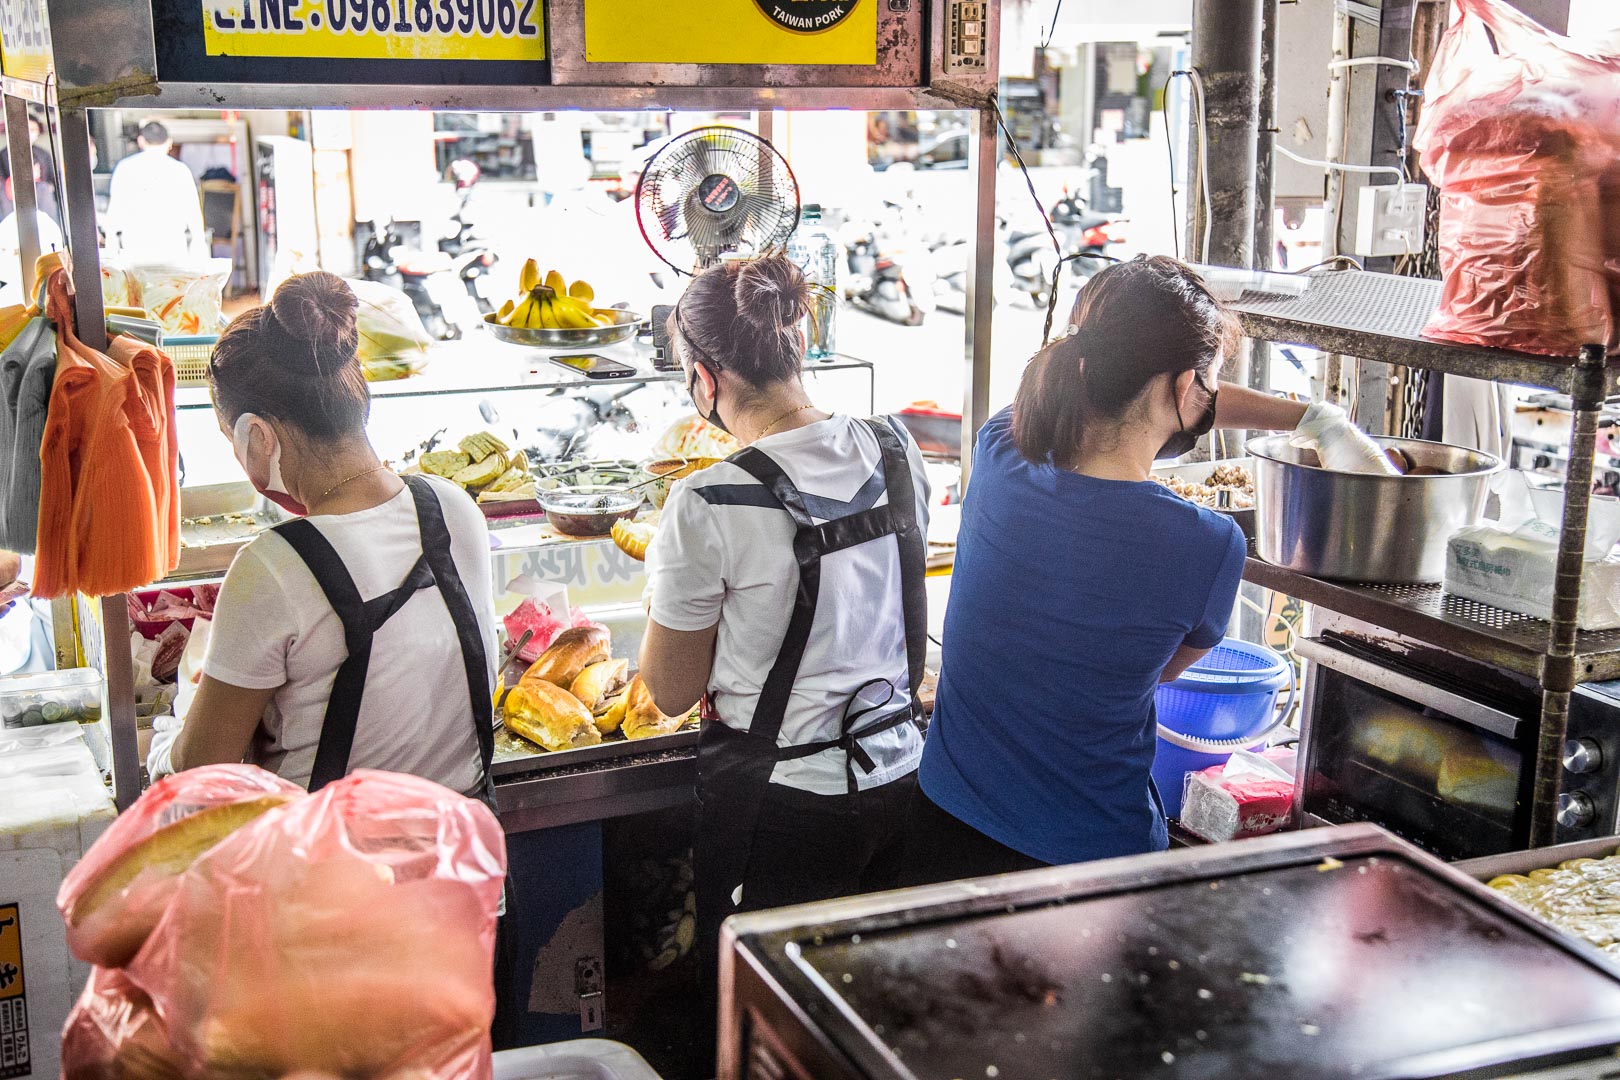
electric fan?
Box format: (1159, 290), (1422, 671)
(635, 126), (801, 274)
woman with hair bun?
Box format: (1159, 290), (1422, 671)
(162, 271), (499, 803)
(637, 252), (931, 982)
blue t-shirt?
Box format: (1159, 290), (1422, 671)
(920, 407), (1247, 866)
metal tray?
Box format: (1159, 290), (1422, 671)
(491, 723), (698, 777)
(1152, 456), (1256, 538)
(482, 309), (641, 349)
(1457, 836), (1620, 882)
(723, 824), (1620, 1080)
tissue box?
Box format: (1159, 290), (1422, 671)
(1180, 748), (1297, 843)
(1447, 523), (1620, 630)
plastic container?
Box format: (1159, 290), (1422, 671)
(492, 1039), (663, 1080)
(0, 668), (103, 728)
(1151, 639), (1293, 819)
(786, 204), (838, 361)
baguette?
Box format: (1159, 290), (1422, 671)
(571, 659), (630, 714)
(595, 695), (629, 736)
(503, 678), (602, 752)
(521, 625), (611, 688)
(621, 675), (690, 741)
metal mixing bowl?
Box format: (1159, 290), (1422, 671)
(483, 309), (642, 349)
(1246, 435), (1503, 584)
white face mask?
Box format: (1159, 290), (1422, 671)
(231, 413), (308, 516)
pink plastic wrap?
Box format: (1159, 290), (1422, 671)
(1412, 0), (1620, 356)
(125, 769), (505, 1079)
(57, 764), (306, 968)
(61, 967), (184, 1080)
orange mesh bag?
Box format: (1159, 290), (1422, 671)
(1412, 0), (1620, 356)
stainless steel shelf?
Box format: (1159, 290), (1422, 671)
(174, 338), (875, 410)
(1244, 554), (1620, 689)
(1228, 271), (1617, 395)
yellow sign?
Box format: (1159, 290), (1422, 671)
(0, 905), (20, 1004)
(0, 0), (52, 84)
(585, 0), (875, 66)
(201, 0), (545, 61)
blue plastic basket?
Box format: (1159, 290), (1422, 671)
(1152, 638), (1293, 818)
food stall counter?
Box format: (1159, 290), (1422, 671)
(721, 823), (1620, 1079)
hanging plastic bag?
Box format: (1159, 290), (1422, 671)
(57, 763), (306, 967)
(1413, 0), (1620, 356)
(120, 769), (503, 1079)
(129, 259), (231, 336)
(349, 278), (433, 381)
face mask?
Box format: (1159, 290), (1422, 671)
(1156, 372), (1219, 459)
(686, 361), (731, 437)
(231, 413), (309, 516)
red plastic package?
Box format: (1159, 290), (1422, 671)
(61, 967), (184, 1080)
(121, 769), (506, 1079)
(57, 763), (306, 967)
(1413, 0), (1620, 356)
(1179, 749), (1297, 843)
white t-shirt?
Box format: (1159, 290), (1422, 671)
(204, 475), (497, 794)
(647, 415), (931, 795)
(103, 149), (205, 262)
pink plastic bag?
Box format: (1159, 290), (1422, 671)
(57, 763), (306, 967)
(124, 769), (505, 1079)
(1413, 0), (1620, 356)
(60, 967), (185, 1080)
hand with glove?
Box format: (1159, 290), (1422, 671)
(1291, 401), (1402, 476)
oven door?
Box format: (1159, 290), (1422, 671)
(1296, 636), (1531, 860)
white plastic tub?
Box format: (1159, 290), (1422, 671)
(492, 1040), (663, 1080)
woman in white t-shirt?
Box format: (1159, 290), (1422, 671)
(165, 272), (499, 800)
(639, 254), (931, 1005)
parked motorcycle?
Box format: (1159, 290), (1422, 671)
(840, 199), (934, 327)
(358, 160), (498, 341)
(1005, 192), (1126, 307)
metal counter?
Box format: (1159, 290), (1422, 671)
(722, 824), (1620, 1080)
(493, 730), (697, 833)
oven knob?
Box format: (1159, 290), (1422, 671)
(1563, 738), (1605, 775)
(1557, 791), (1597, 830)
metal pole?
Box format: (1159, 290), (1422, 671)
(5, 94), (41, 297)
(1529, 345), (1607, 846)
(55, 106), (107, 350)
(1320, 11), (1350, 405)
(1247, 0), (1278, 394)
(102, 595), (141, 809)
(1187, 0), (1263, 270)
(960, 106), (997, 485)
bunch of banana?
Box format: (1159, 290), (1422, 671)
(494, 260), (619, 331)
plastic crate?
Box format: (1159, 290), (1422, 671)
(165, 334), (219, 387)
(491, 1040), (663, 1080)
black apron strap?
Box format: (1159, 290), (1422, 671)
(271, 518), (382, 793)
(864, 417), (929, 729)
(404, 474), (499, 809)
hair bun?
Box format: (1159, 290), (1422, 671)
(733, 254), (809, 334)
(269, 272), (359, 369)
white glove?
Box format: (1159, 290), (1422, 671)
(1292, 401), (1402, 476)
(146, 712), (183, 780)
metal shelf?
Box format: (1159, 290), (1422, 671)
(1244, 554), (1620, 690)
(1227, 271), (1617, 395)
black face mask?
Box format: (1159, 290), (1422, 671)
(1157, 372), (1219, 459)
(686, 360), (731, 437)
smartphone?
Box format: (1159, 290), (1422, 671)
(549, 353), (638, 380)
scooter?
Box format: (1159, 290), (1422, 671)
(1006, 193), (1127, 307)
(360, 218), (496, 341)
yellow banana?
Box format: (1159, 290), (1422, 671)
(519, 259), (540, 293)
(496, 298), (515, 323)
(506, 296), (533, 327)
(568, 279), (595, 304)
(525, 296), (548, 329)
(544, 269), (567, 295)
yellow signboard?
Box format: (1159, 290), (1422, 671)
(585, 0), (875, 66)
(0, 0), (52, 84)
(201, 0), (545, 61)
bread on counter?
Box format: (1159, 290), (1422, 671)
(521, 625), (611, 689)
(572, 658), (630, 715)
(622, 675), (689, 741)
(503, 678), (602, 752)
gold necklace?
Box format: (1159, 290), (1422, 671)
(755, 403), (819, 442)
(312, 464), (390, 510)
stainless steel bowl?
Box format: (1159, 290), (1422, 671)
(482, 309), (642, 349)
(1246, 435), (1503, 583)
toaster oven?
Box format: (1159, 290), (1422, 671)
(1295, 625), (1620, 860)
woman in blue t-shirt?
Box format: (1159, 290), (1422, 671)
(908, 257), (1266, 879)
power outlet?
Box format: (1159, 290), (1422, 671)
(1354, 183), (1428, 258)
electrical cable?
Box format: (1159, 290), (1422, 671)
(1168, 69), (1213, 264)
(1040, 0), (1064, 50)
(1275, 144), (1406, 182)
(1163, 93), (1181, 261)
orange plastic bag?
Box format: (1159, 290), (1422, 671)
(60, 768), (507, 1080)
(1413, 0), (1620, 356)
(57, 763), (305, 968)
